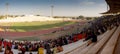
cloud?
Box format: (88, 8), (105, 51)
(80, 1), (95, 5)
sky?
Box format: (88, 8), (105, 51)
(0, 0), (108, 17)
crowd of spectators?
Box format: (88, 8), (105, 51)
(83, 14), (120, 45)
(0, 14), (120, 54)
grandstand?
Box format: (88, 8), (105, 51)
(0, 0), (120, 54)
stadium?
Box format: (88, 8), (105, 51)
(0, 0), (120, 54)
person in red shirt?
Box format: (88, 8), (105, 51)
(4, 45), (13, 54)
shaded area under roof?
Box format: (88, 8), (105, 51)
(101, 0), (120, 14)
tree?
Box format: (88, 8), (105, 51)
(0, 15), (5, 19)
(36, 14), (40, 16)
(77, 15), (84, 19)
(86, 17), (92, 20)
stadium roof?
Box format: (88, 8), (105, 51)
(101, 0), (120, 14)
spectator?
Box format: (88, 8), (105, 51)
(83, 31), (97, 46)
(0, 45), (2, 52)
(53, 45), (58, 54)
(38, 44), (44, 54)
(20, 46), (26, 54)
(57, 45), (63, 52)
(4, 45), (13, 54)
(45, 43), (52, 54)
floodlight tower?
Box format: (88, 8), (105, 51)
(4, 3), (10, 33)
(51, 5), (54, 18)
(6, 3), (9, 19)
(50, 0), (54, 18)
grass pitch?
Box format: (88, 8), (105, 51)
(0, 21), (76, 32)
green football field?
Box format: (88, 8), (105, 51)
(0, 21), (76, 32)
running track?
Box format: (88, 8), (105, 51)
(0, 21), (87, 39)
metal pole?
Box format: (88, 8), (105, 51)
(4, 3), (9, 36)
(50, 0), (54, 18)
(51, 5), (54, 18)
(6, 3), (9, 19)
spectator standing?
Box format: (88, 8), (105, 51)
(38, 44), (44, 54)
